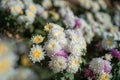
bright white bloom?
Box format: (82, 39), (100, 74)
(25, 10), (35, 21)
(42, 0), (52, 9)
(44, 39), (62, 57)
(89, 58), (112, 75)
(98, 73), (112, 80)
(102, 37), (117, 50)
(67, 55), (80, 73)
(69, 42), (82, 56)
(49, 56), (67, 73)
(31, 35), (44, 44)
(89, 58), (105, 74)
(104, 54), (112, 61)
(27, 3), (37, 14)
(48, 28), (65, 40)
(29, 45), (45, 63)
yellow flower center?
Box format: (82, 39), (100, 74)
(0, 59), (10, 74)
(21, 56), (30, 67)
(29, 5), (36, 12)
(106, 40), (113, 45)
(50, 43), (55, 48)
(27, 12), (34, 19)
(32, 50), (42, 59)
(54, 31), (62, 38)
(45, 24), (53, 31)
(57, 62), (63, 67)
(100, 74), (109, 80)
(73, 60), (79, 67)
(33, 36), (44, 44)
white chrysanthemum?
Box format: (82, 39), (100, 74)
(29, 45), (45, 63)
(89, 58), (104, 74)
(27, 3), (37, 14)
(98, 73), (112, 80)
(79, 38), (87, 50)
(44, 39), (62, 57)
(83, 26), (94, 44)
(42, 0), (52, 9)
(25, 10), (35, 24)
(44, 23), (64, 31)
(69, 42), (82, 56)
(48, 28), (65, 40)
(102, 37), (117, 50)
(31, 35), (44, 44)
(104, 54), (112, 61)
(10, 4), (23, 16)
(49, 56), (67, 73)
(67, 55), (80, 73)
(58, 37), (68, 48)
(0, 53), (17, 80)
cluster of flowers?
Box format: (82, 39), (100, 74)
(1, 0), (48, 25)
(78, 0), (107, 12)
(29, 23), (86, 73)
(84, 57), (112, 80)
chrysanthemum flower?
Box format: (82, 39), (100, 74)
(32, 35), (44, 44)
(67, 55), (80, 73)
(48, 28), (65, 40)
(98, 73), (112, 80)
(44, 39), (62, 57)
(49, 56), (67, 73)
(44, 23), (64, 31)
(29, 45), (45, 63)
(89, 58), (112, 74)
(69, 42), (82, 56)
(102, 37), (117, 50)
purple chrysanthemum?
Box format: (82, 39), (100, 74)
(109, 49), (120, 60)
(53, 50), (68, 59)
(83, 66), (95, 79)
(74, 18), (81, 28)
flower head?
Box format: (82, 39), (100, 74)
(109, 49), (120, 60)
(29, 45), (45, 63)
(32, 35), (44, 44)
(49, 56), (67, 73)
(67, 55), (80, 73)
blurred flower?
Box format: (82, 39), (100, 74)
(67, 55), (80, 73)
(89, 58), (112, 74)
(21, 55), (31, 67)
(42, 0), (52, 9)
(44, 39), (62, 57)
(102, 37), (117, 50)
(109, 49), (120, 60)
(27, 3), (37, 14)
(49, 11), (59, 20)
(104, 54), (112, 61)
(49, 56), (67, 73)
(32, 35), (44, 44)
(83, 66), (95, 79)
(11, 67), (38, 80)
(0, 40), (17, 80)
(29, 45), (45, 63)
(98, 73), (112, 80)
